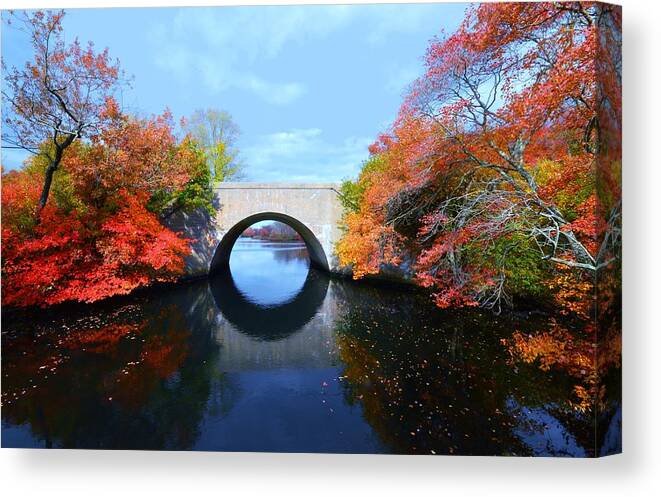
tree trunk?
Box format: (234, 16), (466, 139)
(35, 134), (75, 221)
(35, 161), (59, 221)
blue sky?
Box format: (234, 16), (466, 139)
(1, 3), (467, 182)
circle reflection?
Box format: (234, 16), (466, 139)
(209, 267), (330, 341)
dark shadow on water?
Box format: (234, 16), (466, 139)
(209, 267), (330, 341)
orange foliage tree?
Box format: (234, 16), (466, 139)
(338, 2), (621, 313)
(337, 3), (622, 415)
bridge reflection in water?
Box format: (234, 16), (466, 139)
(210, 256), (330, 341)
(209, 237), (337, 372)
(197, 236), (380, 452)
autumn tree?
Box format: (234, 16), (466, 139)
(2, 10), (125, 217)
(335, 3), (622, 421)
(243, 222), (301, 241)
(1, 111), (197, 308)
(1, 11), (258, 309)
(339, 2), (621, 312)
(64, 111), (193, 207)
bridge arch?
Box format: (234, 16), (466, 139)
(209, 211), (330, 274)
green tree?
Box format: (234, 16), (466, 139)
(182, 108), (243, 183)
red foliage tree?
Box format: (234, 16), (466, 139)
(2, 10), (125, 216)
(1, 113), (194, 308)
(1, 191), (191, 308)
(1, 10), (204, 308)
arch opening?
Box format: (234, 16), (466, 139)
(209, 212), (330, 275)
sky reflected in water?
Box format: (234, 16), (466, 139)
(229, 238), (309, 307)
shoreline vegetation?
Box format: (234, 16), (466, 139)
(331, 3), (621, 416)
(240, 223), (303, 243)
(1, 11), (243, 309)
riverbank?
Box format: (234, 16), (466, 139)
(1, 259), (555, 321)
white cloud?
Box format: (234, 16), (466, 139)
(149, 4), (447, 105)
(150, 6), (354, 105)
(242, 128), (372, 182)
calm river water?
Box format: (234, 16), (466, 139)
(1, 238), (620, 455)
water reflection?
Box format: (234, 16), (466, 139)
(228, 239), (311, 307)
(1, 289), (221, 449)
(210, 239), (329, 341)
(1, 239), (621, 455)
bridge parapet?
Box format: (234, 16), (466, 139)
(215, 182), (342, 190)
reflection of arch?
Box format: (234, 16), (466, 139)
(209, 268), (330, 341)
(209, 212), (329, 274)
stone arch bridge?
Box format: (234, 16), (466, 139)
(168, 183), (345, 277)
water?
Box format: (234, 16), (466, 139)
(1, 238), (621, 455)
